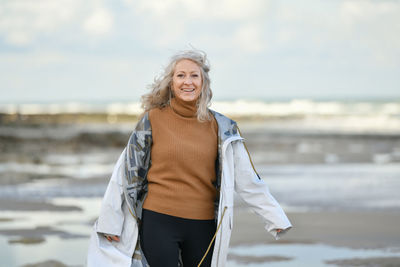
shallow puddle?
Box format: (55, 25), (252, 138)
(1, 198), (400, 266)
(228, 243), (400, 267)
(2, 238), (400, 267)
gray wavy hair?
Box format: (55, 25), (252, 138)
(141, 49), (213, 122)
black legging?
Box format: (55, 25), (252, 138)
(140, 209), (216, 267)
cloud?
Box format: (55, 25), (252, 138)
(338, 1), (400, 65)
(0, 0), (269, 50)
(120, 0), (271, 52)
(0, 0), (399, 101)
(0, 0), (114, 46)
(264, 1), (400, 66)
(83, 7), (113, 36)
(129, 0), (269, 20)
(0, 0), (80, 46)
(233, 24), (265, 53)
(210, 0), (269, 20)
(340, 0), (399, 22)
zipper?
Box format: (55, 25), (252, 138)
(211, 135), (244, 265)
(236, 126), (261, 179)
(212, 129), (260, 263)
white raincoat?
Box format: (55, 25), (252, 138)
(87, 110), (292, 267)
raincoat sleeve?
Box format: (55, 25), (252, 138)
(233, 140), (292, 240)
(95, 148), (127, 237)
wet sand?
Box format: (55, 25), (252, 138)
(1, 199), (399, 266)
(231, 208), (400, 249)
(0, 226), (88, 240)
(20, 260), (69, 267)
(0, 199), (82, 212)
(3, 199), (398, 249)
(228, 207), (400, 266)
(325, 257), (400, 267)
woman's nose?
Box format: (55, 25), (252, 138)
(183, 77), (193, 84)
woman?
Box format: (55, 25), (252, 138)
(87, 49), (292, 267)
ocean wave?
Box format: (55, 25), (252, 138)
(1, 99), (399, 117)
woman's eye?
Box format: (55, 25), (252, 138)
(177, 74), (184, 78)
(192, 74), (199, 78)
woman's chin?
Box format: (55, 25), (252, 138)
(177, 95), (198, 102)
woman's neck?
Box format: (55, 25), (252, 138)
(170, 97), (198, 118)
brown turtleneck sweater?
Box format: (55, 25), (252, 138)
(142, 97), (218, 220)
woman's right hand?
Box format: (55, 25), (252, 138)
(104, 234), (120, 242)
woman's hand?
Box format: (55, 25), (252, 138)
(104, 234), (120, 242)
(276, 229), (283, 233)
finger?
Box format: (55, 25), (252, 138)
(111, 236), (120, 242)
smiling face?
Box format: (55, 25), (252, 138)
(171, 59), (203, 102)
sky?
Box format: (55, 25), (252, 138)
(0, 0), (399, 103)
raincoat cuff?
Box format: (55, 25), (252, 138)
(267, 225), (292, 240)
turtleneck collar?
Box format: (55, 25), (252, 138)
(170, 97), (198, 118)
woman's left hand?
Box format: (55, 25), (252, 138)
(276, 229), (283, 233)
(104, 234), (120, 242)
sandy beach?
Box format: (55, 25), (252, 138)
(1, 113), (400, 266)
(228, 208), (400, 266)
(1, 198), (400, 266)
(232, 208), (400, 249)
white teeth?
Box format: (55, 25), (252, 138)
(183, 89), (194, 92)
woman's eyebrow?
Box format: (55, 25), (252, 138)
(175, 70), (200, 73)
